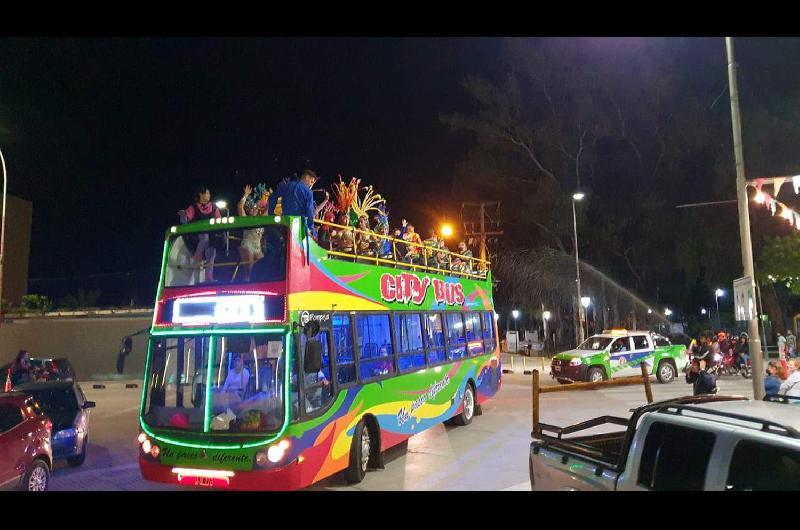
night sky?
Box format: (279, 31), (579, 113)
(3, 37), (800, 312)
(0, 38), (503, 304)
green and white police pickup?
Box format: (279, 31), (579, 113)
(550, 330), (687, 384)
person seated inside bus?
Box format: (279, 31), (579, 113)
(221, 353), (250, 401)
(402, 224), (423, 264)
(303, 369), (331, 413)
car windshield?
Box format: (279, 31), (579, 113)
(23, 388), (78, 430)
(165, 224), (287, 287)
(576, 337), (614, 351)
(143, 334), (287, 434)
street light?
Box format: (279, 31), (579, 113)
(580, 297), (591, 339)
(664, 308), (672, 317)
(572, 191), (586, 345)
(715, 288), (725, 330)
(0, 147), (7, 323)
(440, 224), (453, 238)
(512, 309), (520, 331)
(542, 309), (551, 353)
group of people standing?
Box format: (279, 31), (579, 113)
(684, 331), (750, 395)
(323, 217), (477, 273)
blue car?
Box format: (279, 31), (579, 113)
(14, 381), (94, 467)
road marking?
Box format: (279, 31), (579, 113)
(93, 405), (141, 420)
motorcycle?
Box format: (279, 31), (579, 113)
(712, 350), (752, 379)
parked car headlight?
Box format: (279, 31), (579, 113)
(54, 428), (76, 440)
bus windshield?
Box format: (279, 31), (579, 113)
(142, 334), (287, 434)
(165, 224), (287, 287)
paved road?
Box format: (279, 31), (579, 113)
(49, 371), (757, 491)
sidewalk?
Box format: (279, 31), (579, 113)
(500, 352), (551, 376)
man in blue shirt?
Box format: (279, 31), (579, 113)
(268, 169), (319, 238)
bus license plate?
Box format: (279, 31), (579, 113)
(195, 476), (214, 487)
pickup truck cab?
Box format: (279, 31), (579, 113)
(551, 330), (686, 384)
(530, 395), (800, 491)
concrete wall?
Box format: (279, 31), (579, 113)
(4, 195), (32, 305)
(0, 315), (152, 380)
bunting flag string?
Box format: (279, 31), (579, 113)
(750, 181), (800, 232)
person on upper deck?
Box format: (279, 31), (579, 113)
(402, 224), (423, 264)
(178, 186), (222, 282)
(267, 169), (319, 238)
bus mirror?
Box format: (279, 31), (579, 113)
(304, 340), (323, 373)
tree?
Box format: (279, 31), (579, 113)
(20, 294), (52, 315)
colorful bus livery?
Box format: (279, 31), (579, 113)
(139, 214), (500, 490)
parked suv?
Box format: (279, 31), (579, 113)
(0, 392), (53, 490)
(15, 381), (94, 467)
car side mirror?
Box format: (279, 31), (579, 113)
(82, 401), (96, 409)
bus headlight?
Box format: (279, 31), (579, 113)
(267, 440), (291, 463)
(150, 444), (161, 458)
(137, 432), (148, 444)
(255, 450), (268, 466)
(142, 439), (152, 454)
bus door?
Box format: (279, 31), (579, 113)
(297, 312), (335, 417)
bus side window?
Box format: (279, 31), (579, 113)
(424, 313), (446, 365)
(483, 311), (496, 350)
(333, 315), (356, 386)
(395, 313), (425, 372)
(465, 313), (484, 356)
(446, 313), (466, 360)
(356, 314), (394, 381)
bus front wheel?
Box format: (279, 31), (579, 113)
(452, 384), (475, 426)
(346, 420), (371, 484)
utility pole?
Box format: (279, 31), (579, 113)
(726, 37), (764, 399)
(461, 201), (503, 264)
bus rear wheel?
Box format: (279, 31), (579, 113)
(452, 384), (475, 426)
(346, 420), (371, 484)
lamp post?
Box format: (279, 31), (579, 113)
(512, 309), (520, 331)
(572, 192), (585, 345)
(542, 309), (551, 353)
(581, 297), (591, 340)
(0, 147), (6, 323)
(440, 224), (453, 239)
(715, 288), (724, 331)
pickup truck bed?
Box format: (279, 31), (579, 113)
(530, 395), (749, 490)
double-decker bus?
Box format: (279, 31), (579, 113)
(138, 213), (500, 489)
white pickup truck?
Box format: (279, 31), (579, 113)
(530, 395), (800, 490)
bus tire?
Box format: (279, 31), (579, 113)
(345, 420), (371, 484)
(656, 360), (677, 384)
(452, 383), (475, 426)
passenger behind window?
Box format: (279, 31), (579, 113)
(222, 353), (250, 400)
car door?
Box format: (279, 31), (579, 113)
(627, 335), (655, 376)
(608, 337), (635, 378)
(0, 403), (26, 489)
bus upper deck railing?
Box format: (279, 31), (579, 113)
(313, 219), (490, 280)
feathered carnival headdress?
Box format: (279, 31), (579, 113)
(331, 176), (386, 226)
(245, 183), (272, 212)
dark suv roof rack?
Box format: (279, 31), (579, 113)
(655, 403), (800, 439)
